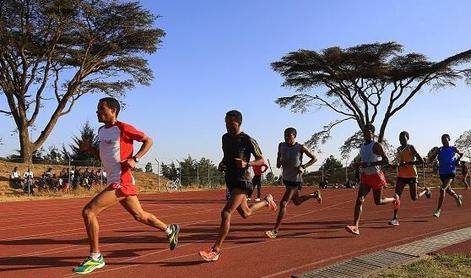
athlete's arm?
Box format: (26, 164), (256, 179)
(371, 142), (389, 166)
(301, 145), (317, 170)
(123, 135), (153, 169)
(409, 145), (424, 165)
(260, 163), (269, 173)
(245, 138), (265, 168)
(276, 143), (282, 168)
(248, 156), (266, 168)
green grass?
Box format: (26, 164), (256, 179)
(374, 254), (471, 278)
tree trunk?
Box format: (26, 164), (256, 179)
(18, 127), (34, 164)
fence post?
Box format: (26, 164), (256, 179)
(196, 163), (200, 186)
(208, 165), (211, 187)
(155, 159), (160, 192)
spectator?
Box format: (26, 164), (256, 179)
(23, 168), (34, 194)
(60, 168), (70, 191)
(73, 168), (82, 190)
(10, 167), (22, 189)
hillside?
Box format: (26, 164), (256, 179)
(0, 160), (173, 201)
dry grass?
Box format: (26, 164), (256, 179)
(371, 254), (471, 278)
(0, 161), (225, 202)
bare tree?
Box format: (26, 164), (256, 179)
(0, 0), (165, 163)
(272, 42), (471, 154)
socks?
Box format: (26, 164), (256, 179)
(91, 252), (101, 260)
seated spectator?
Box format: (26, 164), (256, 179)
(73, 168), (82, 190)
(60, 168), (70, 191)
(10, 167), (22, 189)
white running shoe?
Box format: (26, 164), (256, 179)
(388, 218), (399, 226)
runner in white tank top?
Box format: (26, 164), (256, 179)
(265, 127), (322, 239)
(345, 124), (400, 236)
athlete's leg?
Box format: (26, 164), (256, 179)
(372, 187), (397, 205)
(436, 178), (453, 212)
(392, 181), (406, 220)
(236, 190), (272, 218)
(271, 187), (297, 233)
(352, 183), (371, 226)
(120, 195), (167, 231)
(213, 188), (249, 252)
(82, 187), (124, 253)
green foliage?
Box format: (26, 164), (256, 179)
(160, 156), (224, 186)
(455, 130), (471, 160)
(0, 0), (166, 163)
(322, 155), (343, 170)
(69, 121), (100, 166)
(272, 42), (471, 152)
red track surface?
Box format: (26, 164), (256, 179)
(1, 186), (471, 278)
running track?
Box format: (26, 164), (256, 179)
(1, 186), (471, 278)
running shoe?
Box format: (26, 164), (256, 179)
(311, 190), (322, 204)
(345, 225), (360, 235)
(425, 187), (432, 199)
(433, 209), (441, 218)
(255, 198), (261, 202)
(73, 256), (105, 274)
(167, 224), (180, 250)
(264, 194), (277, 211)
(388, 218), (399, 226)
(393, 194), (401, 209)
(265, 230), (278, 239)
(199, 247), (220, 262)
(456, 194), (463, 207)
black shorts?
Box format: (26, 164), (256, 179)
(396, 177), (418, 186)
(440, 173), (456, 183)
(252, 175), (262, 187)
(283, 179), (302, 190)
(225, 178), (253, 192)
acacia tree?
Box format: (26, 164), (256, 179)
(0, 0), (165, 163)
(272, 42), (471, 155)
(455, 130), (471, 160)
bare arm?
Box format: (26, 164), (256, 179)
(409, 145), (424, 165)
(370, 142), (389, 166)
(260, 163), (269, 173)
(123, 136), (153, 169)
(301, 145), (317, 169)
(248, 156), (266, 168)
(276, 143), (282, 168)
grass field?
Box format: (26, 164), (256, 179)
(373, 254), (471, 278)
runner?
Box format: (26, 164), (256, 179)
(345, 124), (400, 236)
(389, 131), (432, 226)
(265, 127), (321, 239)
(247, 162), (268, 201)
(199, 110), (277, 262)
(460, 161), (469, 190)
(428, 134), (464, 218)
(73, 97), (180, 274)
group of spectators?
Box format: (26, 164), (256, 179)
(9, 166), (107, 194)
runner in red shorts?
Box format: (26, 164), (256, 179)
(73, 98), (180, 274)
(345, 124), (400, 236)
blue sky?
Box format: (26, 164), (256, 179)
(1, 0), (471, 171)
